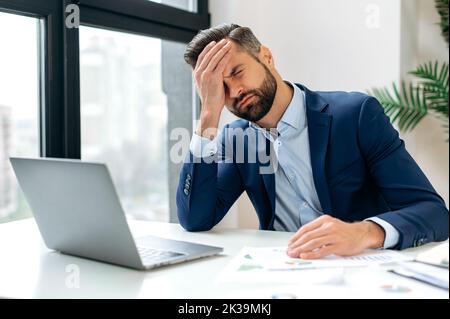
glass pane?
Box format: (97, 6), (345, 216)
(80, 26), (193, 222)
(148, 0), (197, 12)
(0, 12), (40, 223)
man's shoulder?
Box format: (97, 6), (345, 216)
(316, 90), (370, 105)
(302, 85), (377, 119)
(294, 83), (386, 130)
(308, 88), (371, 111)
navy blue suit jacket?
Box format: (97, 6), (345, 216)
(177, 84), (449, 249)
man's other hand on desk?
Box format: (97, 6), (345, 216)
(287, 215), (386, 259)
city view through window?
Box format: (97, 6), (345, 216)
(0, 11), (192, 224)
(80, 26), (170, 222)
(0, 12), (40, 223)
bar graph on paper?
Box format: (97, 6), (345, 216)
(235, 247), (414, 271)
(346, 252), (399, 262)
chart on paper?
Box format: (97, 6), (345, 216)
(236, 247), (414, 271)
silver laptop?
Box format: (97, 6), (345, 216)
(9, 157), (223, 270)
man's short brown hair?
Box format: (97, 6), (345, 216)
(184, 23), (262, 68)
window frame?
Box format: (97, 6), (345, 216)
(0, 0), (209, 158)
(0, 0), (210, 222)
(79, 0), (209, 35)
(0, 0), (79, 159)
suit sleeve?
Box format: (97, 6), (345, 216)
(176, 125), (245, 231)
(358, 96), (449, 249)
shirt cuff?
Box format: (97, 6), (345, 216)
(189, 133), (218, 158)
(365, 217), (400, 249)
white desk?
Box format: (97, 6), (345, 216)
(0, 219), (447, 299)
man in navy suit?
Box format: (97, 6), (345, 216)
(177, 23), (448, 259)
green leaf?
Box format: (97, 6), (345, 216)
(369, 82), (428, 133)
(435, 0), (449, 45)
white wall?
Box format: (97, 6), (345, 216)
(210, 0), (449, 229)
(210, 0), (401, 90)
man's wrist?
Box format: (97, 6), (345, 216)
(196, 111), (220, 140)
(362, 221), (385, 249)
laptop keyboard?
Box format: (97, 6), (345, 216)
(137, 247), (185, 264)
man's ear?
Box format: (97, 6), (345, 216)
(259, 45), (274, 68)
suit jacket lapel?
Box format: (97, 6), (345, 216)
(297, 84), (333, 215)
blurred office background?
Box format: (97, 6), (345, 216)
(0, 0), (448, 229)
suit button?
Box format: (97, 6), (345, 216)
(184, 189), (189, 196)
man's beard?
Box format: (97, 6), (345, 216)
(231, 64), (277, 122)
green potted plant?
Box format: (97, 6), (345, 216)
(370, 0), (449, 140)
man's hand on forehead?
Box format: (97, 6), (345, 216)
(195, 39), (232, 75)
(192, 39), (232, 139)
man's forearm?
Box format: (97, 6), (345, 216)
(196, 111), (221, 140)
(177, 159), (219, 231)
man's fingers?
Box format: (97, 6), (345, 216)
(198, 39), (228, 72)
(288, 225), (330, 251)
(288, 236), (335, 257)
(300, 245), (335, 260)
(288, 215), (332, 246)
(216, 51), (232, 74)
(195, 41), (216, 70)
(205, 42), (232, 73)
(196, 39), (228, 73)
(288, 221), (322, 245)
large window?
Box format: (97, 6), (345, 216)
(80, 27), (174, 221)
(80, 4), (198, 222)
(0, 0), (208, 224)
(0, 12), (40, 223)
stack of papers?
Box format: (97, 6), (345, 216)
(415, 242), (449, 268)
(390, 261), (449, 290)
(388, 242), (449, 290)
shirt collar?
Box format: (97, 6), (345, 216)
(279, 81), (305, 130)
(250, 81), (306, 135)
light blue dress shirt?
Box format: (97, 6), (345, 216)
(190, 81), (400, 248)
(249, 83), (323, 232)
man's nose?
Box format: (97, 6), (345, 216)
(229, 85), (244, 100)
